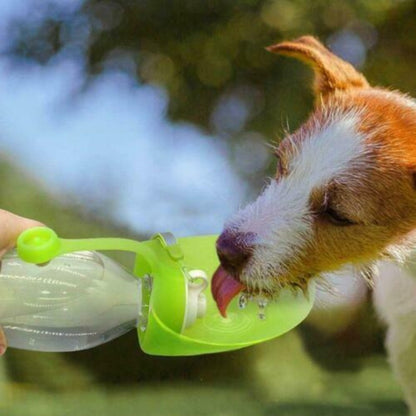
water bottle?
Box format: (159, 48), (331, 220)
(0, 227), (314, 356)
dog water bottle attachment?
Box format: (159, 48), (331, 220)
(0, 227), (315, 355)
(182, 269), (208, 330)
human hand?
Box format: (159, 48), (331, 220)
(0, 209), (43, 356)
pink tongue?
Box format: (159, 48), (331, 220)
(211, 266), (245, 317)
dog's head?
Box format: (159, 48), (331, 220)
(213, 36), (416, 315)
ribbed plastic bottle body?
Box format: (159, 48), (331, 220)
(0, 250), (141, 352)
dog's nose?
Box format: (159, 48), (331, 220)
(216, 231), (256, 274)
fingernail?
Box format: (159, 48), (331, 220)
(0, 344), (6, 356)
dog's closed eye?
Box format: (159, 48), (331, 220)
(310, 186), (357, 226)
(322, 205), (356, 226)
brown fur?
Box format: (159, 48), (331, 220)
(265, 37), (416, 288)
(267, 36), (369, 98)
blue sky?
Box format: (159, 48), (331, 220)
(0, 0), (267, 236)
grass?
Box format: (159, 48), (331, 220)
(1, 331), (407, 416)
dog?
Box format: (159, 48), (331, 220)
(211, 36), (416, 414)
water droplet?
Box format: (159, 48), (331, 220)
(258, 312), (266, 320)
(238, 294), (248, 309)
(143, 274), (153, 291)
(257, 298), (268, 320)
(139, 316), (148, 332)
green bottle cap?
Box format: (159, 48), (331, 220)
(17, 226), (61, 263)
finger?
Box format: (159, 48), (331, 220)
(0, 213), (43, 355)
(0, 209), (44, 253)
(0, 327), (7, 356)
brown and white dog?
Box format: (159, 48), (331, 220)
(212, 36), (416, 414)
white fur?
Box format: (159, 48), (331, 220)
(226, 110), (366, 289)
(373, 260), (416, 415)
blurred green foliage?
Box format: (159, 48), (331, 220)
(11, 0), (415, 141)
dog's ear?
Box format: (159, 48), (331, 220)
(267, 36), (369, 97)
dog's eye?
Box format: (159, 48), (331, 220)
(323, 206), (355, 226)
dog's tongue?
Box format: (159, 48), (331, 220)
(211, 266), (245, 317)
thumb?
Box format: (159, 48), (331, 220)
(0, 209), (44, 255)
(0, 327), (6, 356)
(0, 210), (44, 356)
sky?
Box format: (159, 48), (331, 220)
(0, 0), (258, 236)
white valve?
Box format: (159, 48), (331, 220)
(182, 269), (208, 331)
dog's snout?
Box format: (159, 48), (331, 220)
(216, 231), (256, 274)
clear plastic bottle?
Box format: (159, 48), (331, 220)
(0, 250), (141, 352)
